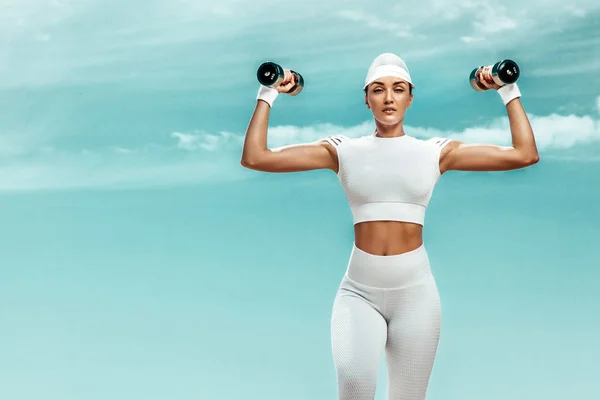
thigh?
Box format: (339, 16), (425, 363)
(331, 292), (387, 400)
(385, 279), (442, 400)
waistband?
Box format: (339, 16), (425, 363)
(345, 242), (432, 289)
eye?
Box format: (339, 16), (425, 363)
(395, 88), (404, 92)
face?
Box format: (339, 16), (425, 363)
(364, 76), (413, 125)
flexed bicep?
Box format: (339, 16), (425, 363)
(241, 139), (339, 173)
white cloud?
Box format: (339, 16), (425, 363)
(0, 0), (598, 192)
(343, 0), (599, 51)
(33, 33), (51, 42)
(185, 112), (599, 152)
(460, 36), (484, 43)
(410, 113), (599, 150)
(565, 5), (587, 17)
(171, 132), (200, 151)
(0, 145), (244, 192)
(163, 0), (280, 21)
(546, 155), (600, 162)
(530, 60), (600, 77)
(529, 114), (598, 149)
(0, 128), (61, 157)
(0, 0), (92, 37)
(268, 121), (374, 147)
(336, 10), (413, 38)
(1, 0), (598, 91)
(473, 15), (517, 34)
(171, 131), (239, 152)
(113, 146), (135, 154)
(0, 110), (598, 192)
(170, 122), (377, 154)
(471, 3), (517, 34)
(0, 158), (233, 192)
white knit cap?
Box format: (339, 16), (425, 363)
(363, 53), (414, 89)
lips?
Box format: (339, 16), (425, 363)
(382, 107), (396, 113)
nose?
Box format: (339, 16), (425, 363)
(384, 88), (394, 103)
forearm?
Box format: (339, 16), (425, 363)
(241, 100), (271, 165)
(505, 98), (539, 162)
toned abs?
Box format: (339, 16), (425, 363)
(354, 221), (423, 256)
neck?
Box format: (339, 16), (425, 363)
(373, 121), (406, 138)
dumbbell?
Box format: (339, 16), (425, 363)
(256, 61), (304, 96)
(469, 59), (520, 92)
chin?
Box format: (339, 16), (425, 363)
(375, 113), (403, 125)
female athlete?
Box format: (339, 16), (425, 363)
(240, 53), (539, 400)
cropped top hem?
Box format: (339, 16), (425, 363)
(351, 202), (426, 225)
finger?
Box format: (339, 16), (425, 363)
(282, 80), (295, 92)
(477, 70), (489, 88)
(283, 69), (293, 85)
(484, 67), (502, 89)
(481, 68), (493, 88)
(484, 66), (493, 82)
(276, 81), (293, 93)
(480, 68), (488, 84)
(279, 71), (297, 93)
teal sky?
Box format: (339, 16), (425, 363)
(1, 1), (599, 399)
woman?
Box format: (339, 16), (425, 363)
(240, 53), (539, 400)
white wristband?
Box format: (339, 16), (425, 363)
(497, 83), (521, 106)
(256, 85), (279, 107)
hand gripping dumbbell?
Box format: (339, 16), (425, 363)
(256, 61), (304, 96)
(469, 59), (520, 92)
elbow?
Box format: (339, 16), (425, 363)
(531, 153), (540, 165)
(240, 157), (257, 169)
(521, 152), (540, 167)
(240, 148), (255, 169)
(240, 152), (267, 170)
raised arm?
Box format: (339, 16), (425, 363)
(440, 76), (540, 173)
(240, 71), (338, 173)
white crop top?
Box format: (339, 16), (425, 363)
(325, 133), (452, 226)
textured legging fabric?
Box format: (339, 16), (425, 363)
(331, 243), (442, 400)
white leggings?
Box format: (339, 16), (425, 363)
(331, 243), (441, 400)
